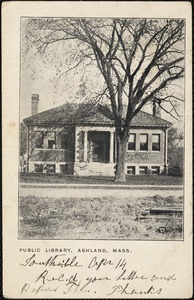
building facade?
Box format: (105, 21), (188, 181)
(23, 95), (172, 176)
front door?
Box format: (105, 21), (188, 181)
(88, 131), (110, 163)
(92, 140), (109, 162)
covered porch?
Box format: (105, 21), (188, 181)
(74, 126), (115, 176)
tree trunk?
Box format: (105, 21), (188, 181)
(114, 133), (129, 182)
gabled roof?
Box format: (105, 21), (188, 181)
(23, 102), (172, 128)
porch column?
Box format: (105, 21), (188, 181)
(26, 126), (29, 173)
(109, 130), (114, 163)
(84, 129), (88, 162)
(75, 127), (79, 162)
(164, 128), (168, 174)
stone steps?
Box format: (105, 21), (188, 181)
(74, 162), (115, 176)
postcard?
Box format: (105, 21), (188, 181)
(2, 1), (192, 298)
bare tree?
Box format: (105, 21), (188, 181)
(23, 18), (184, 182)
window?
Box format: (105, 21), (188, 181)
(60, 164), (69, 174)
(46, 132), (56, 149)
(34, 164), (43, 173)
(128, 134), (136, 151)
(140, 134), (148, 151)
(151, 166), (160, 175)
(127, 166), (135, 175)
(45, 164), (55, 174)
(152, 134), (160, 151)
(34, 131), (43, 148)
(60, 133), (69, 149)
(139, 166), (148, 175)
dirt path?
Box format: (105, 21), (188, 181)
(20, 186), (183, 198)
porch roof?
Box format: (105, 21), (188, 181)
(23, 102), (172, 128)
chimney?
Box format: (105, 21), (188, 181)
(152, 100), (161, 118)
(31, 94), (39, 115)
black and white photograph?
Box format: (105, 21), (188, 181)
(19, 17), (184, 241)
(2, 2), (192, 299)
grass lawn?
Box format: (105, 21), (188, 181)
(19, 194), (183, 240)
(20, 173), (183, 186)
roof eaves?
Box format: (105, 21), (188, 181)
(131, 124), (172, 128)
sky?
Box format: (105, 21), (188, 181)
(20, 18), (184, 131)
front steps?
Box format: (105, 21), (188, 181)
(74, 162), (115, 176)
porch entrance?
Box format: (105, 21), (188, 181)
(88, 131), (110, 163)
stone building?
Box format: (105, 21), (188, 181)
(23, 94), (172, 176)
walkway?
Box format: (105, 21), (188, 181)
(20, 183), (183, 198)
